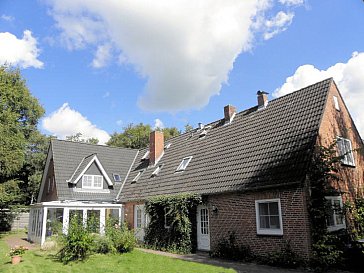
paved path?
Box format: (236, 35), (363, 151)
(4, 233), (36, 250)
(138, 248), (308, 273)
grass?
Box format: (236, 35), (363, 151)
(0, 232), (236, 273)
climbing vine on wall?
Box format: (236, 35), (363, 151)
(144, 193), (202, 254)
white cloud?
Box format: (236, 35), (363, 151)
(45, 0), (283, 112)
(279, 0), (304, 6)
(92, 44), (111, 68)
(263, 11), (294, 40)
(1, 15), (14, 21)
(42, 103), (110, 144)
(154, 118), (164, 130)
(0, 30), (43, 68)
(274, 52), (364, 137)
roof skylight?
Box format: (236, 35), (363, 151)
(176, 156), (193, 172)
(113, 173), (121, 182)
(141, 151), (150, 161)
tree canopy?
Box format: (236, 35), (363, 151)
(107, 123), (180, 149)
(0, 66), (45, 210)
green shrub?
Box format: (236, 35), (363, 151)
(57, 214), (94, 264)
(106, 221), (136, 253)
(92, 234), (115, 254)
(211, 232), (253, 262)
(261, 241), (301, 269)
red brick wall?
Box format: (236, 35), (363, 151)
(150, 131), (164, 166)
(317, 82), (364, 229)
(208, 186), (311, 259)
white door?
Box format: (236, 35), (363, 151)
(197, 205), (210, 251)
(134, 204), (147, 241)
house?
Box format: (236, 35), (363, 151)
(28, 140), (138, 244)
(29, 78), (364, 260)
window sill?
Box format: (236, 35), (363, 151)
(256, 229), (283, 236)
(327, 225), (346, 232)
(73, 188), (110, 193)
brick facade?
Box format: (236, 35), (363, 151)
(208, 186), (311, 258)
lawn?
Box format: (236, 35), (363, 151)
(0, 232), (236, 273)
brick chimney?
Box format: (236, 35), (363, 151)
(224, 104), (236, 123)
(257, 91), (269, 108)
(149, 131), (164, 166)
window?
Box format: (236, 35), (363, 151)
(164, 207), (172, 228)
(325, 196), (346, 231)
(200, 208), (209, 235)
(333, 96), (340, 111)
(136, 207), (142, 228)
(141, 151), (150, 161)
(255, 199), (283, 235)
(337, 137), (355, 166)
(176, 156), (193, 172)
(132, 170), (144, 183)
(151, 164), (163, 177)
(47, 177), (51, 193)
(164, 143), (171, 149)
(82, 175), (103, 189)
(113, 173), (121, 182)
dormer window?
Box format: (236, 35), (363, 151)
(151, 164), (163, 177)
(141, 151), (150, 161)
(82, 175), (103, 189)
(132, 170), (144, 183)
(176, 156), (192, 172)
(113, 173), (121, 182)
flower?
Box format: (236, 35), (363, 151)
(9, 246), (28, 257)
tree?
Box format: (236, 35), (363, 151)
(66, 132), (99, 144)
(0, 66), (45, 226)
(184, 123), (194, 133)
(107, 123), (181, 149)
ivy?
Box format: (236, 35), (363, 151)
(144, 193), (202, 254)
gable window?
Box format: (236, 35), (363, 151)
(255, 199), (283, 235)
(333, 96), (340, 111)
(176, 156), (193, 172)
(82, 175), (103, 189)
(325, 196), (346, 232)
(337, 137), (355, 166)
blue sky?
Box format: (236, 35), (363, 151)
(0, 0), (363, 144)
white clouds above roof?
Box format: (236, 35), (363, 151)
(0, 30), (43, 68)
(274, 52), (364, 137)
(263, 11), (294, 40)
(154, 118), (164, 130)
(45, 0), (302, 112)
(42, 103), (110, 144)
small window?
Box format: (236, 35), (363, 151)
(82, 175), (103, 189)
(333, 96), (340, 111)
(325, 196), (346, 232)
(337, 137), (355, 166)
(165, 143), (171, 149)
(151, 165), (163, 177)
(255, 199), (283, 235)
(164, 207), (172, 228)
(176, 156), (193, 172)
(132, 170), (144, 183)
(113, 173), (121, 182)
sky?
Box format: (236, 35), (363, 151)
(0, 0), (363, 144)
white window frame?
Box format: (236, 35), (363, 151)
(176, 156), (193, 172)
(151, 165), (163, 177)
(255, 198), (283, 235)
(164, 207), (171, 229)
(82, 175), (103, 189)
(333, 96), (340, 111)
(337, 137), (355, 166)
(325, 196), (346, 232)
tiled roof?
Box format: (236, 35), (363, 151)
(51, 139), (138, 201)
(119, 78), (332, 201)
